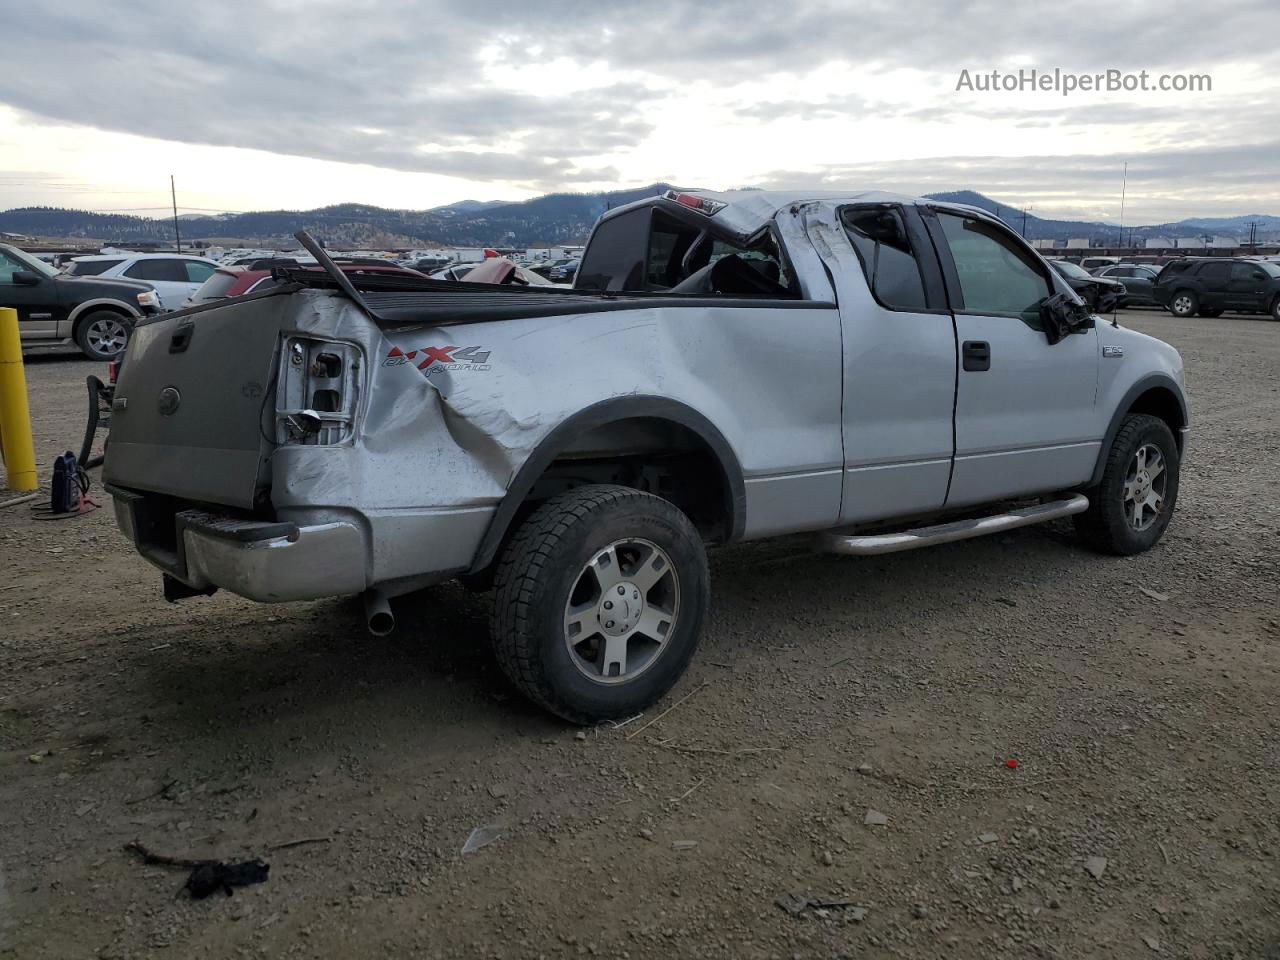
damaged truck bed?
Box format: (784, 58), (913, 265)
(104, 189), (1189, 722)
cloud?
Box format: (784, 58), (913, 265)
(756, 139), (1280, 220)
(0, 0), (1276, 215)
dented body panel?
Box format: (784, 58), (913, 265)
(104, 191), (1188, 605)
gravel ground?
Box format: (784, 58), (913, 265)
(1, 309), (1278, 960)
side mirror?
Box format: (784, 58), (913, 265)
(12, 270), (41, 286)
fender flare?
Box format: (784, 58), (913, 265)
(468, 395), (746, 573)
(1087, 373), (1189, 487)
(67, 297), (142, 327)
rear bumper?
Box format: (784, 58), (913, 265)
(109, 487), (366, 602)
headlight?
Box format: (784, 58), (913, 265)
(136, 290), (159, 308)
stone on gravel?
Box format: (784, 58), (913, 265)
(1084, 856), (1108, 879)
(978, 832), (999, 844)
(864, 809), (888, 827)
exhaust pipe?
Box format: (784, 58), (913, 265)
(363, 589), (395, 636)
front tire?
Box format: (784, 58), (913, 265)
(75, 310), (132, 361)
(1168, 291), (1198, 318)
(1270, 297), (1280, 322)
(1075, 414), (1180, 555)
(490, 485), (709, 723)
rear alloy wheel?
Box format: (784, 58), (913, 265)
(75, 310), (132, 361)
(490, 484), (708, 723)
(1169, 291), (1198, 318)
(1075, 414), (1180, 555)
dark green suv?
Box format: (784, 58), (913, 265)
(1153, 257), (1280, 320)
(0, 242), (159, 359)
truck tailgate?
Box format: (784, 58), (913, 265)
(103, 297), (284, 508)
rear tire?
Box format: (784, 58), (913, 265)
(490, 484), (709, 724)
(1270, 297), (1280, 322)
(74, 310), (132, 361)
(1168, 291), (1198, 318)
(1075, 414), (1180, 555)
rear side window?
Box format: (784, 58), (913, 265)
(1198, 261), (1230, 281)
(123, 259), (191, 282)
(68, 259), (123, 276)
(577, 208), (649, 291)
(841, 206), (927, 310)
(184, 261), (216, 283)
(937, 213), (1050, 318)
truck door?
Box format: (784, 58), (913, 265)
(927, 209), (1100, 506)
(806, 204), (957, 524)
(1228, 261), (1267, 311)
(0, 247), (58, 338)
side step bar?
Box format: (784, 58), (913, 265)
(816, 494), (1089, 556)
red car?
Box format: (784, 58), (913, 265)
(186, 259), (428, 306)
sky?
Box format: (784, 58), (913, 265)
(1, 0), (1277, 225)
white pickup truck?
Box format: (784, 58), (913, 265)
(103, 190), (1188, 722)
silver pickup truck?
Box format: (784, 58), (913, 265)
(103, 190), (1188, 722)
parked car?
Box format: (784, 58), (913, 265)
(551, 258), (580, 282)
(1093, 264), (1161, 306)
(104, 190), (1188, 723)
(66, 253), (221, 311)
(1079, 256), (1121, 271)
(1048, 259), (1126, 311)
(530, 257), (576, 279)
(1, 242), (158, 359)
(185, 260), (429, 306)
(1152, 257), (1280, 319)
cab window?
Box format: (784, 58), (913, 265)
(841, 206), (927, 311)
(937, 213), (1051, 319)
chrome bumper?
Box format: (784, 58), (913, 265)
(109, 487), (366, 602)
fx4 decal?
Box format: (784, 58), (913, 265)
(384, 345), (492, 374)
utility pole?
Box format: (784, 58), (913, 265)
(1020, 205), (1033, 239)
(170, 175), (182, 253)
(1118, 162), (1127, 253)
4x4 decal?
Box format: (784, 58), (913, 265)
(384, 344), (492, 374)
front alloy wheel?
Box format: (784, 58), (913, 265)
(1122, 443), (1167, 532)
(1075, 413), (1180, 555)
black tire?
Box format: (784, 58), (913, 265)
(74, 310), (133, 361)
(490, 484), (709, 724)
(1075, 414), (1180, 556)
(1168, 290), (1198, 318)
(1271, 297), (1280, 322)
(1198, 307), (1224, 318)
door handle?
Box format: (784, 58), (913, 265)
(962, 340), (991, 372)
(169, 319), (194, 354)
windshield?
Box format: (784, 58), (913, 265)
(1255, 261), (1280, 278)
(1053, 260), (1092, 281)
(4, 245), (59, 279)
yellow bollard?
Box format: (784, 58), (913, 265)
(0, 306), (38, 491)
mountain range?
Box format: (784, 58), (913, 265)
(2, 185), (1276, 248)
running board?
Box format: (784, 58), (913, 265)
(816, 494), (1090, 556)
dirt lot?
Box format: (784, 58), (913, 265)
(1, 309), (1278, 960)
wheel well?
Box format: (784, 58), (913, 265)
(1126, 387), (1185, 451)
(525, 417), (734, 542)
